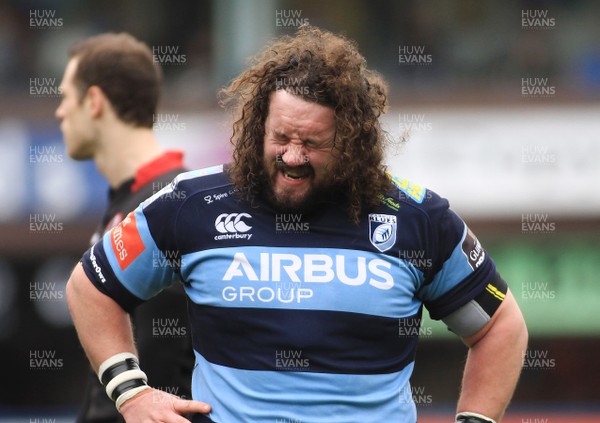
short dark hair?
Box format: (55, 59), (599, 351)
(69, 32), (162, 128)
(220, 25), (392, 224)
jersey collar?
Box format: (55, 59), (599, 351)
(131, 150), (184, 192)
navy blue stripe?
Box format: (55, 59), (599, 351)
(191, 414), (214, 423)
(81, 243), (144, 313)
(189, 304), (419, 375)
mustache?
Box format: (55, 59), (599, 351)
(274, 156), (312, 171)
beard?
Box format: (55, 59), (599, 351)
(262, 157), (337, 213)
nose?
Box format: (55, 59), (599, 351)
(280, 143), (308, 167)
(55, 103), (63, 120)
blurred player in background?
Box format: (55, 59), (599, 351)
(56, 32), (193, 422)
(65, 26), (527, 422)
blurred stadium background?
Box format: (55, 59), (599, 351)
(0, 0), (599, 421)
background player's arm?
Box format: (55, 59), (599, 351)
(457, 289), (528, 421)
(66, 262), (211, 421)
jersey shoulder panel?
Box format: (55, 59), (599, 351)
(385, 174), (474, 286)
(384, 175), (499, 319)
(385, 172), (451, 230)
(387, 172), (428, 204)
(140, 164), (234, 253)
(141, 164), (230, 209)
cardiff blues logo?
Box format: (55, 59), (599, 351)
(369, 214), (397, 252)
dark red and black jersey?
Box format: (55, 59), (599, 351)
(90, 151), (186, 245)
(77, 150), (192, 423)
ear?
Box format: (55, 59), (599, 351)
(85, 86), (106, 119)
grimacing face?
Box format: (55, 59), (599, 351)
(262, 90), (339, 211)
(55, 58), (96, 160)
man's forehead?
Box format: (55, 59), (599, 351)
(61, 57), (79, 87)
(266, 91), (335, 138)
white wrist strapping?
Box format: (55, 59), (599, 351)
(97, 352), (150, 410)
(456, 411), (497, 423)
(98, 352), (138, 381)
(115, 385), (151, 411)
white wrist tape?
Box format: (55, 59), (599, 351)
(456, 411), (497, 423)
(98, 352), (138, 383)
(97, 352), (149, 410)
(115, 385), (152, 411)
(105, 369), (148, 400)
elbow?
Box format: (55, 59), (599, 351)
(66, 262), (95, 318)
(516, 312), (529, 358)
(507, 290), (529, 354)
(65, 263), (83, 310)
(65, 263), (82, 316)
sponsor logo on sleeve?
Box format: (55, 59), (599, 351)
(378, 194), (401, 212)
(387, 172), (426, 204)
(461, 227), (485, 271)
(110, 212), (145, 270)
(369, 214), (397, 252)
(89, 245), (106, 283)
(89, 213), (124, 247)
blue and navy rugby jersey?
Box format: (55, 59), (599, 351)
(81, 164), (496, 422)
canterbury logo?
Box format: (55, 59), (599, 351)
(215, 213), (252, 234)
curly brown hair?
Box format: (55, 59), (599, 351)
(219, 25), (392, 224)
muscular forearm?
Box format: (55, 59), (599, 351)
(457, 291), (528, 421)
(67, 263), (212, 420)
(66, 262), (136, 372)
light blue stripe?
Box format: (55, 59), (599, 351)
(192, 351), (416, 423)
(418, 223), (473, 301)
(194, 164), (224, 177)
(181, 246), (423, 318)
(102, 206), (176, 300)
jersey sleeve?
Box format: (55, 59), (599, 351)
(416, 195), (497, 321)
(80, 179), (186, 313)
